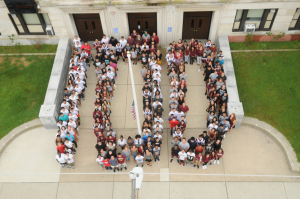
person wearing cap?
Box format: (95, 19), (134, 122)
(142, 30), (150, 40)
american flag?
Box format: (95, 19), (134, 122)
(130, 100), (136, 120)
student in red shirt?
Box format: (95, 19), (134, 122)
(179, 102), (189, 114)
(169, 118), (179, 135)
(216, 149), (224, 164)
(194, 153), (202, 169)
(131, 30), (139, 39)
(80, 41), (93, 60)
(127, 35), (135, 46)
(107, 134), (116, 143)
(202, 153), (211, 170)
(117, 153), (127, 171)
(57, 142), (65, 154)
(151, 32), (159, 44)
(210, 44), (217, 54)
(102, 157), (111, 172)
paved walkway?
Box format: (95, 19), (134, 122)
(0, 49), (300, 198)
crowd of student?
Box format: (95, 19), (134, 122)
(91, 30), (163, 171)
(54, 31), (237, 171)
(55, 38), (94, 168)
(167, 38), (238, 169)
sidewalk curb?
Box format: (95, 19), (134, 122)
(0, 119), (43, 157)
(242, 116), (300, 173)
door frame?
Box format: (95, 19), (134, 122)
(182, 12), (213, 40)
(73, 14), (103, 41)
(127, 12), (157, 35)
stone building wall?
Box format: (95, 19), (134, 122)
(0, 0), (299, 46)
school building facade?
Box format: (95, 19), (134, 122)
(0, 0), (300, 46)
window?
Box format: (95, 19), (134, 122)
(232, 9), (277, 32)
(9, 13), (53, 35)
(289, 9), (300, 30)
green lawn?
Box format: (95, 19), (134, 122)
(0, 45), (58, 54)
(232, 51), (300, 161)
(0, 55), (55, 139)
(230, 41), (300, 50)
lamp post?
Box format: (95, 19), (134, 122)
(127, 51), (142, 135)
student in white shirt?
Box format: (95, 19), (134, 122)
(75, 77), (85, 90)
(65, 152), (75, 169)
(117, 135), (127, 150)
(60, 107), (69, 116)
(96, 154), (105, 170)
(154, 115), (164, 124)
(61, 100), (70, 110)
(178, 149), (187, 166)
(101, 35), (110, 46)
(56, 151), (66, 168)
(73, 36), (81, 45)
(119, 36), (127, 48)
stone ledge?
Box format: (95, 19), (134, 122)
(0, 119), (43, 157)
(242, 116), (300, 173)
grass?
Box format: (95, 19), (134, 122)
(0, 45), (58, 54)
(232, 51), (300, 161)
(0, 55), (55, 139)
(230, 40), (300, 50)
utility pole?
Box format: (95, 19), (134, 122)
(131, 177), (136, 199)
(127, 51), (142, 135)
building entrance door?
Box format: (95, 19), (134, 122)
(182, 12), (212, 40)
(73, 14), (103, 42)
(128, 13), (157, 36)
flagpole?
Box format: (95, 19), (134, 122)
(127, 51), (142, 135)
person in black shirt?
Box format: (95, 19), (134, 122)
(140, 53), (149, 68)
(141, 48), (149, 56)
(93, 58), (101, 69)
(109, 36), (118, 46)
(170, 145), (180, 163)
(95, 141), (106, 154)
(154, 105), (164, 117)
(108, 50), (117, 64)
(201, 131), (209, 144)
(188, 137), (197, 152)
(143, 95), (152, 106)
(204, 65), (213, 81)
(102, 54), (111, 66)
(95, 51), (103, 61)
(153, 137), (161, 147)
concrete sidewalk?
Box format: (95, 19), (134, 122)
(0, 181), (299, 199)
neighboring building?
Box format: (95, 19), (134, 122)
(0, 0), (299, 46)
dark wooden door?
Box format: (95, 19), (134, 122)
(89, 19), (103, 40)
(74, 14), (103, 42)
(128, 13), (157, 36)
(182, 12), (212, 40)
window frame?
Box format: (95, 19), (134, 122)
(288, 9), (300, 31)
(232, 9), (278, 32)
(9, 13), (49, 35)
